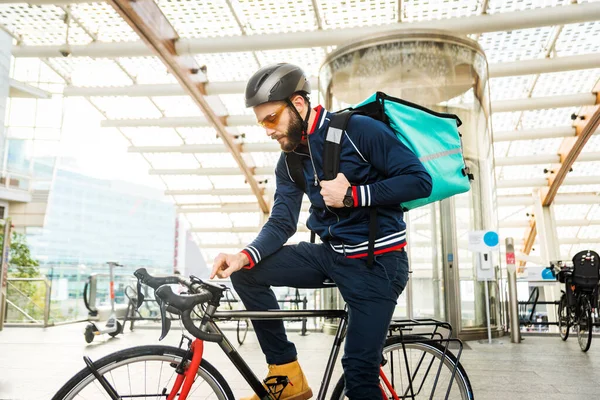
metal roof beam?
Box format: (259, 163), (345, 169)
(13, 2), (600, 58)
(103, 93), (597, 128)
(64, 53), (600, 97)
(493, 126), (576, 142)
(166, 188), (255, 196)
(151, 167), (273, 176)
(129, 143), (279, 154)
(492, 93), (596, 113)
(496, 152), (600, 166)
(105, 0), (268, 213)
(497, 176), (600, 189)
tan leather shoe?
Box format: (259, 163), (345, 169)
(241, 360), (313, 400)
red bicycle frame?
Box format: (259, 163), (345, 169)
(167, 339), (205, 400)
(379, 367), (400, 400)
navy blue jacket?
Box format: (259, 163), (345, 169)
(241, 106), (432, 267)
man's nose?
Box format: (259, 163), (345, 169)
(265, 127), (276, 136)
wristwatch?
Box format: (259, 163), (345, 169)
(343, 187), (354, 208)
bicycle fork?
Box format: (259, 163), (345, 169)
(168, 339), (205, 400)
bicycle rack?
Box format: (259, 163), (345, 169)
(387, 318), (464, 400)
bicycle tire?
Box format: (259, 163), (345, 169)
(52, 345), (235, 400)
(330, 335), (474, 400)
(577, 297), (592, 352)
(558, 293), (570, 341)
(237, 319), (249, 345)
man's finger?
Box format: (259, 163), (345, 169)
(221, 264), (237, 279)
(210, 257), (224, 279)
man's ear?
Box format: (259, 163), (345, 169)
(290, 94), (306, 113)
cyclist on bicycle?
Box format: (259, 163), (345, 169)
(211, 63), (432, 400)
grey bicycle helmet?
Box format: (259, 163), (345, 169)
(245, 63), (311, 108)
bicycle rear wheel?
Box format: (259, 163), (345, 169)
(330, 335), (473, 400)
(577, 297), (592, 352)
(52, 345), (234, 400)
(558, 293), (570, 341)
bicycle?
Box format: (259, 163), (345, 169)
(552, 250), (599, 352)
(52, 268), (474, 400)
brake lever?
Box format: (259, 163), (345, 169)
(157, 297), (172, 341)
(136, 281), (145, 309)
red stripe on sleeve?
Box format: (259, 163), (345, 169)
(240, 250), (255, 269)
(352, 186), (359, 207)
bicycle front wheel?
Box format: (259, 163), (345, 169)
(52, 345), (234, 400)
(330, 335), (474, 400)
(577, 297), (592, 352)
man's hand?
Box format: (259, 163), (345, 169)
(320, 173), (350, 208)
(211, 252), (250, 279)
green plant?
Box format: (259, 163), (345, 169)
(4, 232), (44, 323)
(8, 232), (40, 278)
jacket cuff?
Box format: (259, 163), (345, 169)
(241, 245), (261, 269)
(240, 250), (255, 269)
(353, 185), (372, 207)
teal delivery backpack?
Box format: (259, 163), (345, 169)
(323, 91), (473, 211)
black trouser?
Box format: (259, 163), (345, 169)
(231, 242), (409, 400)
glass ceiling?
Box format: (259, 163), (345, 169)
(2, 0), (600, 266)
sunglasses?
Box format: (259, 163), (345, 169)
(257, 103), (287, 129)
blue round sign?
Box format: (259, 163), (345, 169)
(483, 231), (499, 247)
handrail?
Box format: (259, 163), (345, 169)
(5, 277), (51, 327)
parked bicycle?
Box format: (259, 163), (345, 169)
(551, 250), (599, 352)
(52, 268), (474, 399)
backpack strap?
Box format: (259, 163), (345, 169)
(285, 152), (306, 193)
(323, 110), (378, 268)
(323, 111), (355, 180)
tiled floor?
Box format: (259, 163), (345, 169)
(1, 322), (599, 399)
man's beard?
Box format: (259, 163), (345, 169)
(281, 109), (304, 152)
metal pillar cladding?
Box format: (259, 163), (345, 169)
(320, 31), (499, 339)
(505, 238), (521, 343)
(532, 188), (561, 265)
(531, 188), (562, 322)
(0, 218), (12, 330)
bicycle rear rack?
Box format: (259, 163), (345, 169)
(387, 318), (464, 400)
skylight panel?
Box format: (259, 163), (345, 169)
(91, 96), (162, 119)
(570, 161), (600, 178)
(532, 69), (600, 97)
(196, 52), (259, 82)
(555, 204), (594, 220)
(497, 165), (546, 180)
(581, 135), (600, 152)
(318, 0), (396, 29)
(47, 58), (133, 86)
(555, 21), (600, 56)
(116, 57), (177, 85)
(219, 94), (253, 117)
(486, 0), (572, 14)
(0, 4), (91, 45)
(256, 48), (327, 79)
(234, 0), (317, 34)
(172, 128), (223, 145)
(151, 96), (204, 117)
(491, 112), (521, 132)
(161, 175), (214, 190)
(489, 76), (536, 101)
(404, 0), (480, 22)
(477, 28), (553, 63)
(71, 2), (138, 42)
(519, 107), (579, 130)
(504, 137), (563, 157)
(145, 153), (200, 169)
(158, 0), (241, 38)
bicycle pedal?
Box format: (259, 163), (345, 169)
(263, 375), (290, 399)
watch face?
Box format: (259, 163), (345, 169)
(343, 196), (353, 207)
